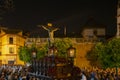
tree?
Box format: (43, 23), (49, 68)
(18, 44), (46, 63)
(36, 38), (73, 58)
(18, 46), (31, 63)
(86, 42), (105, 67)
(36, 45), (47, 59)
(54, 38), (72, 57)
(86, 37), (120, 69)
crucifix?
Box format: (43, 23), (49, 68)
(38, 23), (59, 46)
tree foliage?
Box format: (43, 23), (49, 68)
(86, 38), (120, 68)
(18, 46), (31, 63)
(86, 42), (105, 67)
(36, 45), (47, 59)
(54, 38), (72, 57)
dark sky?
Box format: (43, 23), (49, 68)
(0, 0), (117, 36)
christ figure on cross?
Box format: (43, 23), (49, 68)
(40, 23), (59, 46)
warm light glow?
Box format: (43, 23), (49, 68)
(32, 52), (36, 58)
(67, 46), (76, 58)
(47, 23), (52, 27)
(48, 45), (57, 56)
(48, 49), (54, 56)
(69, 49), (75, 57)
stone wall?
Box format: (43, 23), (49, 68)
(74, 43), (95, 68)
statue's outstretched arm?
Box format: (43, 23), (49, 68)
(41, 25), (50, 31)
(37, 25), (49, 31)
(52, 28), (59, 32)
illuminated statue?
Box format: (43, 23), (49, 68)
(38, 23), (59, 46)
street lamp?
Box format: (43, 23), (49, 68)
(67, 45), (76, 58)
(48, 44), (58, 73)
(67, 45), (76, 78)
(48, 44), (58, 56)
(32, 49), (37, 59)
(31, 48), (37, 73)
(67, 45), (76, 66)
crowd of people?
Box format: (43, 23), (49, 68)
(0, 65), (36, 80)
(0, 64), (120, 80)
(75, 67), (120, 80)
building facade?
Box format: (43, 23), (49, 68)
(117, 0), (120, 37)
(0, 28), (25, 65)
(82, 27), (105, 39)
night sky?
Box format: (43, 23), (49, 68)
(0, 0), (117, 36)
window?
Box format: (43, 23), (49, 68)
(9, 37), (13, 44)
(93, 30), (97, 36)
(9, 47), (14, 53)
(8, 60), (14, 65)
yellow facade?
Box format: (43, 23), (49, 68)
(0, 29), (25, 65)
(74, 43), (95, 68)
